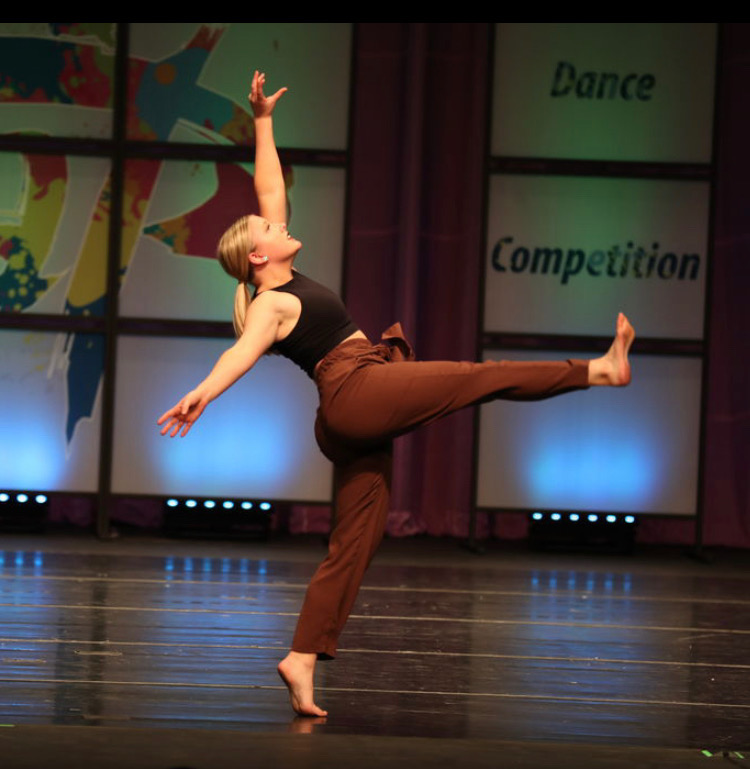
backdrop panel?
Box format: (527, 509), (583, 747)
(492, 23), (716, 162)
(484, 174), (709, 339)
(112, 336), (331, 501)
(476, 350), (702, 516)
(0, 153), (111, 316)
(127, 23), (351, 149)
(0, 330), (102, 492)
(118, 160), (346, 321)
(0, 23), (115, 139)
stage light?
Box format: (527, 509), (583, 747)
(0, 490), (50, 532)
(161, 496), (275, 540)
(529, 508), (636, 554)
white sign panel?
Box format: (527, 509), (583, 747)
(484, 174), (709, 339)
(476, 351), (702, 516)
(492, 23), (716, 163)
(112, 336), (332, 501)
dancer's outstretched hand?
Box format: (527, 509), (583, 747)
(157, 389), (209, 438)
(248, 70), (287, 118)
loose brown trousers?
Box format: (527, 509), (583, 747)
(292, 326), (589, 659)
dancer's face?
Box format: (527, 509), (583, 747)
(248, 215), (301, 262)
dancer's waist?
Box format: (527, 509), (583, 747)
(313, 322), (414, 385)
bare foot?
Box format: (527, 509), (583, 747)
(288, 715), (327, 733)
(588, 312), (635, 386)
(278, 652), (328, 717)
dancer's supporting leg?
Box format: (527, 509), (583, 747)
(278, 445), (392, 717)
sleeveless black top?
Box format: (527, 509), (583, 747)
(264, 272), (359, 378)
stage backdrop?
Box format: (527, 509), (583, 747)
(0, 22), (352, 503)
(478, 22), (716, 520)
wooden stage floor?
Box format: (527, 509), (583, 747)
(0, 529), (748, 768)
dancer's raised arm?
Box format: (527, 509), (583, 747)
(249, 70), (288, 224)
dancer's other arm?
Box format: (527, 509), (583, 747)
(157, 294), (281, 437)
(249, 70), (287, 224)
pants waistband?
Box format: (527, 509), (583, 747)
(314, 323), (415, 385)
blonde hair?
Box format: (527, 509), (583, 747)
(216, 215), (255, 337)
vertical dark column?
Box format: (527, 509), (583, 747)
(701, 22), (750, 548)
(96, 22), (129, 539)
(693, 25), (723, 557)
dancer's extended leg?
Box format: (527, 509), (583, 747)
(320, 313), (635, 446)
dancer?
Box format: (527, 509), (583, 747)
(158, 71), (635, 717)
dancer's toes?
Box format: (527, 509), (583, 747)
(278, 654), (328, 717)
(588, 313), (635, 386)
(288, 715), (327, 733)
(617, 312), (636, 350)
(612, 312), (635, 386)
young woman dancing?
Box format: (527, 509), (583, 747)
(158, 71), (636, 717)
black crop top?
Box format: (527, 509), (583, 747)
(264, 271), (359, 378)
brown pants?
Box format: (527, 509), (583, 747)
(291, 329), (589, 659)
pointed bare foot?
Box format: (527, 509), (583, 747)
(278, 652), (328, 717)
(588, 312), (635, 386)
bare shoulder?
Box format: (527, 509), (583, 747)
(250, 288), (301, 324)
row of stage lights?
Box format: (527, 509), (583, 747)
(0, 492), (48, 505)
(162, 497), (275, 539)
(528, 510), (638, 553)
(0, 490), (50, 533)
(530, 512), (636, 524)
(165, 498), (273, 512)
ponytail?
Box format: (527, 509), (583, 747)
(217, 216), (256, 336)
(233, 282), (251, 338)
